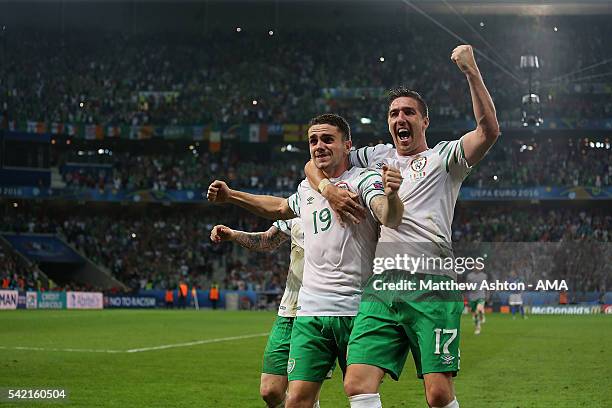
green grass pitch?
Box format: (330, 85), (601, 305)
(0, 310), (609, 407)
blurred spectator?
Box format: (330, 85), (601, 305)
(1, 16), (611, 131)
(1, 202), (608, 293)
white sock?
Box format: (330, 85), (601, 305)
(349, 393), (382, 408)
(433, 398), (459, 408)
(313, 401), (320, 408)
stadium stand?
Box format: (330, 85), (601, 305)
(50, 136), (610, 191)
(1, 16), (611, 132)
(0, 13), (610, 303)
(1, 201), (609, 294)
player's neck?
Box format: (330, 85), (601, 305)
(399, 142), (429, 157)
(323, 158), (349, 179)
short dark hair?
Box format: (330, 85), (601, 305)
(388, 87), (429, 118)
(308, 113), (351, 141)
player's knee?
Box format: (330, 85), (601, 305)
(285, 391), (315, 408)
(344, 376), (372, 397)
(344, 366), (383, 397)
(425, 381), (454, 407)
(260, 382), (284, 406)
(343, 377), (361, 397)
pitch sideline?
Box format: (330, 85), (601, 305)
(0, 332), (269, 354)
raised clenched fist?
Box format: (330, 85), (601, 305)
(451, 45), (478, 75)
(210, 225), (235, 243)
(382, 165), (402, 196)
(207, 180), (231, 203)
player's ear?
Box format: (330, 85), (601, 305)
(344, 138), (352, 153)
(422, 116), (430, 132)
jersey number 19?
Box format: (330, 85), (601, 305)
(312, 208), (332, 234)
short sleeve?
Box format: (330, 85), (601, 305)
(273, 219), (293, 236)
(349, 144), (393, 169)
(287, 191), (301, 217)
(438, 138), (472, 179)
(356, 169), (386, 216)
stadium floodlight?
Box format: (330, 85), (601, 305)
(360, 117), (372, 124)
(521, 94), (543, 127)
(520, 55), (542, 127)
(520, 55), (539, 73)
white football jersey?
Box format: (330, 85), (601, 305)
(273, 218), (304, 318)
(351, 138), (471, 278)
(287, 166), (384, 316)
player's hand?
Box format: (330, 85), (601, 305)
(207, 180), (231, 203)
(451, 44), (478, 75)
(382, 165), (402, 196)
(321, 184), (366, 226)
(210, 225), (235, 243)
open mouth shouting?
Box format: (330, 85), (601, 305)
(396, 127), (412, 145)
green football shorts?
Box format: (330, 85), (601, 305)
(469, 298), (485, 313)
(347, 271), (463, 380)
(287, 315), (353, 382)
(262, 315), (294, 375)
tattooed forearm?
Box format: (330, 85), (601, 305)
(232, 227), (289, 252)
(370, 194), (403, 228)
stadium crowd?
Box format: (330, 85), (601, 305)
(59, 148), (303, 192)
(1, 14), (611, 296)
(2, 16), (611, 130)
(55, 136), (611, 191)
(467, 137), (611, 188)
(0, 205), (285, 293)
(1, 204), (609, 293)
(453, 207), (611, 242)
(0, 247), (42, 291)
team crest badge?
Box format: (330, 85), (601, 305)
(441, 355), (455, 365)
(335, 181), (350, 190)
(287, 358), (296, 374)
(409, 156), (427, 181)
(410, 156), (427, 172)
(307, 196), (314, 205)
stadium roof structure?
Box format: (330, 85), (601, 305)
(1, 0), (611, 33)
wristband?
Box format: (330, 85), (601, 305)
(318, 179), (331, 194)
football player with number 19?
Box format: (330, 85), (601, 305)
(306, 45), (500, 408)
